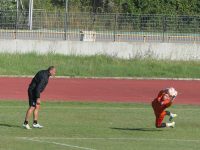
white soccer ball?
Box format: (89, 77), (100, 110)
(167, 87), (178, 97)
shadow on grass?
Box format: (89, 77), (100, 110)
(110, 127), (163, 132)
(0, 123), (21, 128)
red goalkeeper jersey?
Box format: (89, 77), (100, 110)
(152, 89), (172, 114)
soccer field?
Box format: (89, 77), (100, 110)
(0, 101), (200, 150)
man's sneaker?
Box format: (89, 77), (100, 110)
(169, 114), (178, 121)
(22, 124), (31, 129)
(33, 123), (43, 128)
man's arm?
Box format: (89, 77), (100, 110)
(160, 94), (172, 106)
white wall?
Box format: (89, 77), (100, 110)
(0, 39), (200, 60)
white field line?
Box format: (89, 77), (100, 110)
(0, 105), (199, 111)
(0, 75), (200, 81)
(19, 137), (96, 150)
(17, 137), (200, 143)
(0, 106), (148, 110)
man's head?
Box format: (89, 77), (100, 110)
(48, 66), (56, 76)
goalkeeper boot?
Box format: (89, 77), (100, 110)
(166, 122), (175, 128)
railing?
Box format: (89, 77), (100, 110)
(0, 10), (200, 42)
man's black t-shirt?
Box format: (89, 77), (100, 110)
(28, 70), (50, 99)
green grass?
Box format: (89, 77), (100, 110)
(0, 53), (200, 78)
(0, 101), (200, 150)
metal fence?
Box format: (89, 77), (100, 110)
(0, 10), (200, 42)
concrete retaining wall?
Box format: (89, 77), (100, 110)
(0, 39), (199, 60)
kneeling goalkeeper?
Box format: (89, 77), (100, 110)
(152, 87), (178, 128)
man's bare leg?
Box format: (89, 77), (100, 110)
(25, 106), (35, 123)
(33, 100), (43, 128)
(23, 106), (35, 129)
(33, 103), (40, 124)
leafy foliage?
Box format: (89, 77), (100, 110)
(0, 0), (16, 10)
(1, 0), (200, 15)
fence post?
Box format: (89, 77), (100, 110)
(64, 13), (67, 40)
(113, 14), (117, 42)
(162, 15), (166, 42)
(64, 0), (68, 40)
(15, 4), (19, 39)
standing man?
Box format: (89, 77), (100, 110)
(152, 87), (178, 128)
(23, 66), (56, 129)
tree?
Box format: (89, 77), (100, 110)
(1, 0), (200, 15)
(0, 0), (16, 10)
(51, 0), (65, 8)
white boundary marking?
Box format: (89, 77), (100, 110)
(0, 105), (199, 111)
(19, 137), (96, 150)
(0, 75), (200, 81)
(0, 106), (148, 110)
(17, 137), (200, 143)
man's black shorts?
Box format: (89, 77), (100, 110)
(28, 90), (37, 107)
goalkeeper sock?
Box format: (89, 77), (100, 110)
(166, 111), (171, 116)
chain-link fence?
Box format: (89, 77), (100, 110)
(0, 10), (200, 42)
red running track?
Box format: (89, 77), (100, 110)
(0, 77), (199, 105)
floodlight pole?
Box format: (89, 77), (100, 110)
(64, 0), (68, 40)
(16, 0), (19, 27)
(15, 0), (19, 39)
(28, 0), (33, 30)
(16, 0), (19, 18)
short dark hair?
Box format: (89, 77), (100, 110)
(47, 66), (55, 71)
